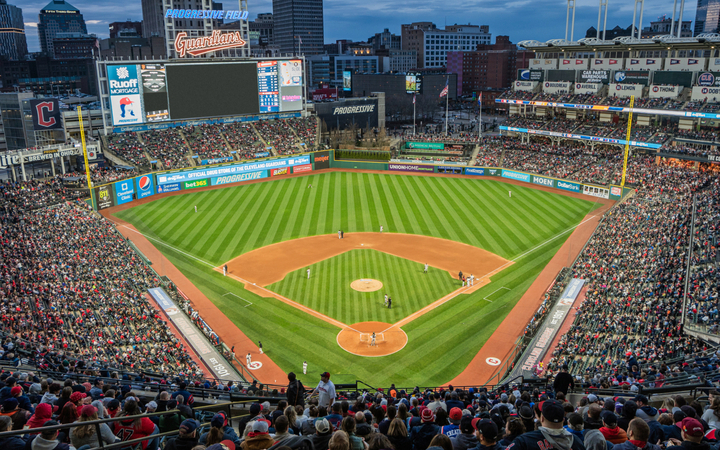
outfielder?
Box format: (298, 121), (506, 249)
(307, 268), (311, 279)
(194, 205), (198, 212)
(424, 263), (428, 274)
(303, 361), (308, 374)
(380, 225), (384, 233)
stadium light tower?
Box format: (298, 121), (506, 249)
(565, 0), (576, 41)
(597, 0), (609, 41)
(631, 0), (645, 40)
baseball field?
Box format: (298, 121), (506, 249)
(113, 171), (601, 387)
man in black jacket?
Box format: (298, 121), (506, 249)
(287, 372), (306, 407)
(507, 400), (585, 450)
(553, 365), (574, 395)
(665, 418), (711, 450)
(473, 418), (505, 450)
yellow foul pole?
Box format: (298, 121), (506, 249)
(620, 95), (634, 188)
(77, 106), (95, 209)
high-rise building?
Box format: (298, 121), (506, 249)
(273, 0), (324, 55)
(109, 21), (143, 39)
(401, 22), (491, 69)
(141, 0), (164, 37)
(249, 13), (274, 46)
(695, 0), (720, 35)
(0, 0), (27, 60)
(37, 0), (87, 57)
(368, 29), (401, 51)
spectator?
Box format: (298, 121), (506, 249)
(501, 417), (527, 447)
(287, 372), (306, 407)
(700, 397), (720, 430)
(506, 400), (584, 450)
(0, 415), (25, 450)
(600, 411), (627, 444)
(451, 416), (479, 450)
(0, 398), (30, 430)
(613, 419), (660, 450)
(113, 399), (159, 450)
(471, 419), (504, 450)
(665, 418), (709, 450)
(330, 430), (352, 450)
(27, 420), (69, 450)
(312, 418), (335, 450)
(200, 412), (241, 447)
(409, 408), (440, 450)
(70, 405), (117, 448)
(554, 365), (574, 395)
(165, 418), (200, 450)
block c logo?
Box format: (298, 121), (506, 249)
(35, 101), (57, 128)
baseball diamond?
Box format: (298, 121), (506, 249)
(112, 170), (603, 386)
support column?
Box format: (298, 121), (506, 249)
(60, 156), (66, 174)
(50, 158), (56, 176)
(20, 159), (26, 182)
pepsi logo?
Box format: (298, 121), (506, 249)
(139, 175), (151, 191)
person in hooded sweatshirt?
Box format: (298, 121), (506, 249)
(634, 397), (659, 423)
(40, 384), (61, 407)
(0, 416), (25, 450)
(164, 419), (200, 450)
(600, 411), (628, 444)
(613, 418), (661, 450)
(565, 414), (585, 441)
(665, 418), (711, 450)
(25, 402), (54, 434)
(472, 418), (506, 450)
(452, 416), (480, 450)
(28, 420), (70, 450)
(506, 400), (585, 450)
(583, 429), (610, 450)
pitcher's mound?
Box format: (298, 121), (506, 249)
(337, 322), (408, 357)
(351, 279), (383, 292)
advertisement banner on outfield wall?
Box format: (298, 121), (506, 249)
(485, 168), (501, 177)
(438, 165), (462, 174)
(211, 170), (268, 186)
(532, 175), (555, 188)
(96, 185), (114, 210)
(183, 179), (209, 189)
(313, 151), (330, 170)
(388, 164), (435, 173)
(271, 167), (290, 176)
(557, 180), (581, 193)
(501, 169), (531, 183)
(465, 167), (484, 176)
(406, 142), (445, 150)
(583, 184), (610, 199)
(293, 164), (312, 173)
(157, 182), (181, 193)
(157, 155), (310, 185)
(135, 175), (155, 199)
(114, 179), (135, 205)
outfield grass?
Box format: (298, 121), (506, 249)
(115, 172), (601, 386)
(269, 249), (459, 325)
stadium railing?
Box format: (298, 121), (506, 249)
(0, 399), (254, 450)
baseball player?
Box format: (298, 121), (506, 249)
(307, 268), (311, 279)
(223, 264), (227, 276)
(258, 341), (263, 354)
(338, 230), (342, 239)
(303, 361), (308, 374)
(509, 190), (512, 198)
(424, 263), (428, 274)
(384, 294), (388, 307)
(388, 297), (392, 309)
(371, 332), (376, 347)
(194, 205), (198, 212)
(380, 225), (384, 233)
(246, 352), (252, 366)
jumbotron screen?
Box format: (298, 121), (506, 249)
(107, 59), (304, 126)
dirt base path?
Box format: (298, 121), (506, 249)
(222, 232), (509, 289)
(444, 202), (613, 386)
(107, 218), (288, 384)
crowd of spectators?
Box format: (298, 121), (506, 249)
(286, 117), (318, 149)
(0, 180), (203, 380)
(106, 133), (147, 167)
(220, 122), (263, 160)
(61, 167), (138, 186)
(184, 125), (232, 160)
(255, 120), (304, 155)
(498, 90), (536, 101)
(140, 129), (191, 170)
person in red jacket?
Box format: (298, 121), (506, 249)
(600, 411), (628, 444)
(112, 399), (159, 450)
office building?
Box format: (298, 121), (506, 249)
(377, 49), (417, 73)
(369, 28), (401, 51)
(273, 0), (324, 55)
(52, 32), (96, 59)
(0, 0), (27, 60)
(695, 0), (720, 35)
(308, 54), (378, 89)
(642, 16), (693, 37)
(0, 92), (33, 150)
(37, 0), (87, 57)
(402, 22), (491, 69)
(249, 13), (274, 46)
(141, 0), (164, 37)
(109, 21), (143, 38)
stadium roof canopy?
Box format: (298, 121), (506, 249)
(518, 34), (720, 53)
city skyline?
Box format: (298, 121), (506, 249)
(17, 0), (701, 54)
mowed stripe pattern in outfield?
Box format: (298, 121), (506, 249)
(117, 172), (597, 264)
(114, 172), (601, 386)
(269, 249), (459, 325)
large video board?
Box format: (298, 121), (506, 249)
(107, 60), (304, 126)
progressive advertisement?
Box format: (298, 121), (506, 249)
(135, 175), (155, 199)
(501, 169), (531, 183)
(316, 99), (379, 132)
(157, 155), (310, 186)
(210, 170), (267, 186)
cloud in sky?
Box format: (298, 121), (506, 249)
(17, 0), (699, 53)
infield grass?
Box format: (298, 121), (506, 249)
(269, 249), (459, 325)
(114, 171), (602, 386)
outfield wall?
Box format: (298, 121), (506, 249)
(93, 149), (629, 211)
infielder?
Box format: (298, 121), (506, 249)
(384, 294), (388, 306)
(338, 230), (342, 239)
(246, 352), (252, 366)
(223, 264), (227, 276)
(380, 225), (384, 233)
(258, 341), (263, 354)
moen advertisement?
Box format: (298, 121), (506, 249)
(135, 175), (155, 199)
(114, 179), (135, 205)
(96, 185), (114, 210)
(156, 155), (310, 185)
(211, 170), (267, 186)
(532, 175), (555, 188)
(314, 151), (330, 170)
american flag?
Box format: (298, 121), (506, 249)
(478, 92), (482, 105)
(439, 79), (448, 98)
(413, 93), (416, 104)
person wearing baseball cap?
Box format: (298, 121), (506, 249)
(600, 410), (627, 444)
(409, 408), (441, 450)
(472, 418), (503, 450)
(311, 418), (334, 450)
(506, 400), (584, 450)
(451, 416), (480, 450)
(308, 372), (336, 408)
(664, 417), (709, 450)
(240, 421), (275, 450)
(441, 407), (463, 438)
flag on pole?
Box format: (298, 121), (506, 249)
(298, 36), (302, 44)
(413, 93), (416, 104)
(439, 79), (448, 98)
(478, 92), (482, 105)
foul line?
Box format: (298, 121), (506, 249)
(223, 292), (253, 307)
(484, 286), (510, 302)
